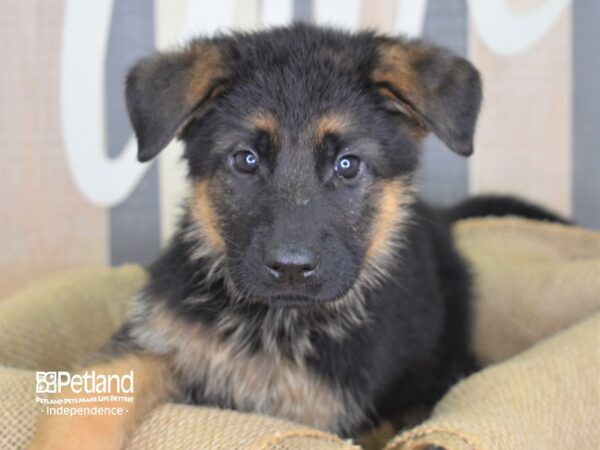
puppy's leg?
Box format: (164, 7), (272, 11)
(28, 353), (173, 450)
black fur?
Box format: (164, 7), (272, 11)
(108, 24), (565, 438)
(446, 195), (570, 224)
(115, 200), (477, 436)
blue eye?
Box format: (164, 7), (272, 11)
(233, 149), (259, 173)
(335, 155), (361, 179)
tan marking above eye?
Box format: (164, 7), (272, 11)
(192, 181), (226, 253)
(247, 111), (280, 143)
(313, 112), (351, 144)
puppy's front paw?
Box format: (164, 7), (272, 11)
(27, 355), (170, 450)
(28, 412), (127, 450)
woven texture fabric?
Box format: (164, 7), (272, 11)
(129, 405), (357, 450)
(384, 313), (600, 450)
(1, 218), (599, 449)
(0, 265), (145, 371)
(453, 218), (600, 365)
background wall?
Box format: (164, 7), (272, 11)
(1, 0), (598, 298)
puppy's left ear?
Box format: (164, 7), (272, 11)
(126, 39), (230, 162)
(372, 38), (482, 156)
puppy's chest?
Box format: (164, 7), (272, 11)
(176, 329), (351, 432)
(137, 303), (366, 433)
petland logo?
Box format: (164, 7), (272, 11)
(36, 370), (134, 394)
(35, 371), (135, 416)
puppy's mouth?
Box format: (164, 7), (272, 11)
(252, 290), (353, 309)
(265, 294), (326, 308)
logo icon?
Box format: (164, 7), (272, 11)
(36, 372), (61, 394)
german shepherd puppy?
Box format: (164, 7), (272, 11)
(31, 24), (561, 449)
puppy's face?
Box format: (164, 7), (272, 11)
(126, 25), (481, 307)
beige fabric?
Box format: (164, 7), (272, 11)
(0, 265), (145, 371)
(129, 405), (356, 450)
(0, 218), (599, 449)
(454, 218), (600, 364)
(385, 312), (600, 450)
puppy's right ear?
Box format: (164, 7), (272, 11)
(126, 40), (229, 162)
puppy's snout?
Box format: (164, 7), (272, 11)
(264, 245), (319, 284)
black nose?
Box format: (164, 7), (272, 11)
(264, 246), (319, 283)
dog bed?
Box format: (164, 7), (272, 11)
(1, 217), (598, 449)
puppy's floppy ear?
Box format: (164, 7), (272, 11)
(372, 38), (482, 156)
(126, 40), (229, 162)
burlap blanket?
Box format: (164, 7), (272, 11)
(1, 217), (598, 449)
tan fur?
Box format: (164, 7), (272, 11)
(185, 43), (226, 107)
(372, 43), (434, 141)
(192, 181), (226, 253)
(372, 43), (425, 109)
(131, 302), (354, 433)
(376, 86), (427, 140)
(248, 111), (280, 143)
(365, 179), (412, 266)
(314, 113), (350, 143)
(28, 355), (172, 450)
